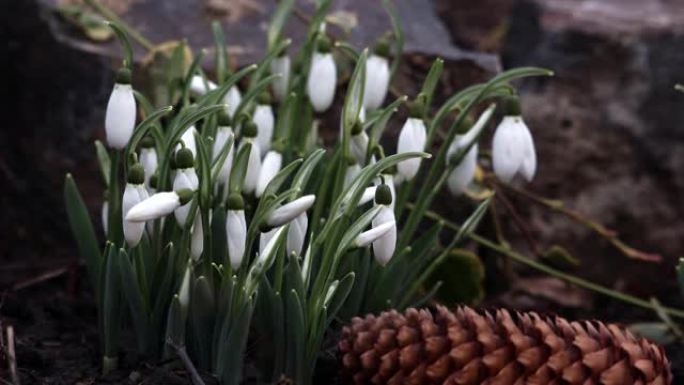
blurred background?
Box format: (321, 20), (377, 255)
(3, 0), (684, 379)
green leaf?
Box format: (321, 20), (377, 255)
(426, 249), (485, 306)
(245, 227), (288, 296)
(290, 148), (325, 194)
(119, 249), (151, 355)
(366, 96), (407, 162)
(219, 300), (254, 385)
(250, 39), (291, 91)
(420, 58), (443, 113)
(341, 49), (367, 139)
(102, 246), (122, 358)
(235, 74), (281, 121)
(212, 21), (228, 84)
(285, 289), (306, 383)
(334, 41), (359, 61)
(454, 196), (492, 243)
(190, 276), (215, 369)
(195, 133), (213, 217)
(677, 258), (684, 299)
(64, 174), (101, 290)
(262, 158), (303, 198)
(229, 142), (251, 194)
(163, 295), (184, 358)
(325, 272), (354, 325)
(124, 105), (174, 163)
(381, 0), (404, 81)
(95, 141), (110, 186)
(267, 0), (295, 50)
(541, 245), (581, 270)
(285, 253), (306, 301)
(181, 48), (206, 105)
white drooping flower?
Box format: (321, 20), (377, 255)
(256, 150), (282, 198)
(172, 148), (199, 226)
(189, 75), (217, 96)
(363, 53), (390, 111)
(371, 185), (397, 266)
(491, 99), (536, 183)
(446, 105), (495, 195)
(287, 212), (308, 256)
(101, 199), (109, 236)
(307, 38), (336, 113)
(270, 54), (291, 102)
(224, 86), (242, 118)
(355, 220), (395, 248)
(396, 117), (427, 181)
(190, 213), (204, 261)
(240, 122), (262, 195)
(126, 190), (193, 222)
(105, 69), (136, 150)
(121, 164), (149, 247)
(139, 142), (158, 189)
(253, 103), (274, 153)
(259, 227), (278, 255)
(226, 196), (247, 270)
(266, 195), (316, 227)
(177, 126), (198, 157)
(213, 121), (235, 186)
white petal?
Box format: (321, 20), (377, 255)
(396, 118), (427, 181)
(492, 116), (525, 183)
(126, 192), (181, 222)
(267, 195), (316, 227)
(190, 213), (204, 261)
(177, 126), (198, 156)
(447, 144), (478, 196)
(307, 52), (337, 112)
(224, 86), (242, 118)
(371, 206), (397, 266)
(344, 163), (361, 189)
(287, 213), (308, 256)
(190, 75), (217, 96)
(213, 126), (235, 186)
(518, 120), (537, 182)
(140, 148), (158, 188)
(253, 105), (275, 153)
(355, 220), (395, 248)
(270, 55), (291, 102)
(101, 201), (109, 235)
(122, 184), (149, 246)
(256, 151), (282, 197)
(259, 227), (278, 255)
(350, 131), (369, 165)
(226, 210), (247, 270)
(363, 55), (390, 111)
(173, 169), (198, 226)
(105, 84), (136, 150)
(241, 139), (262, 194)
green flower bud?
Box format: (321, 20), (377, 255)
(127, 163), (145, 185)
(351, 121), (364, 136)
(175, 147), (195, 169)
(218, 111), (232, 127)
(115, 67), (132, 85)
(317, 35), (332, 53)
(375, 184), (393, 205)
(374, 39), (391, 58)
(242, 120), (258, 138)
(139, 136), (155, 149)
(149, 173), (159, 189)
(176, 189), (194, 205)
(226, 193), (245, 210)
(257, 91), (272, 105)
(501, 95), (521, 116)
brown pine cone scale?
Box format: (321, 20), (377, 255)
(338, 306), (672, 385)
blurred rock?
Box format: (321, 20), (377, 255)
(440, 0), (684, 302)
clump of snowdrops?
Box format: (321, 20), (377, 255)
(63, 1), (550, 383)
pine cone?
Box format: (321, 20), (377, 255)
(338, 306), (672, 385)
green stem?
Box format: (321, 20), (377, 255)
(416, 206), (684, 319)
(84, 0), (154, 51)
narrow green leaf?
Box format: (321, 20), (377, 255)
(250, 39), (291, 91)
(285, 289), (306, 383)
(420, 58), (443, 112)
(220, 300), (254, 385)
(381, 0), (404, 81)
(119, 249), (151, 355)
(95, 141), (111, 186)
(229, 142), (251, 194)
(234, 74), (281, 121)
(64, 174), (101, 289)
(190, 276), (216, 369)
(102, 246), (122, 358)
(262, 158), (303, 198)
(212, 21), (228, 84)
(106, 21), (133, 69)
(267, 0), (295, 50)
(341, 49), (368, 138)
(124, 105), (174, 163)
(454, 196), (492, 242)
(163, 295), (184, 358)
(290, 148), (325, 194)
(325, 272), (355, 325)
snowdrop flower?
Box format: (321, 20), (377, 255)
(253, 93), (275, 152)
(122, 164), (149, 247)
(189, 75), (217, 96)
(363, 42), (391, 111)
(190, 213), (204, 261)
(256, 149), (282, 198)
(287, 213), (308, 256)
(177, 126), (198, 157)
(270, 53), (291, 102)
(126, 190), (194, 222)
(491, 97), (536, 183)
(105, 68), (136, 149)
(213, 113), (235, 186)
(259, 227), (278, 256)
(350, 122), (370, 166)
(172, 148), (199, 226)
(446, 105), (495, 195)
(371, 184), (397, 266)
(139, 136), (158, 189)
(225, 85), (242, 118)
(226, 194), (247, 270)
(240, 121), (262, 195)
(355, 220), (395, 248)
(396, 103), (427, 181)
(307, 36), (336, 113)
(266, 195), (316, 228)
